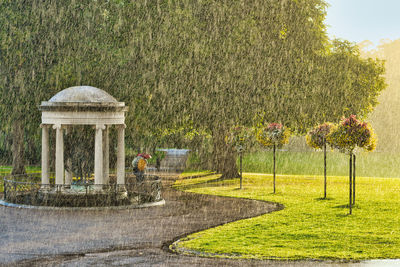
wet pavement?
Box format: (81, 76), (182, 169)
(1, 174), (398, 266)
(1, 174), (281, 266)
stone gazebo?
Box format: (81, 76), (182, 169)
(39, 86), (128, 195)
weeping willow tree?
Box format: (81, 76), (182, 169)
(0, 0), (129, 174)
(133, 0), (385, 178)
(1, 0), (386, 178)
(0, 0), (51, 174)
(125, 0), (330, 178)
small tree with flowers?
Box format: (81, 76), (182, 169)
(256, 123), (291, 193)
(327, 115), (376, 214)
(306, 123), (334, 199)
(226, 126), (252, 189)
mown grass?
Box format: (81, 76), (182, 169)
(0, 165), (41, 175)
(242, 150), (400, 178)
(173, 173), (400, 260)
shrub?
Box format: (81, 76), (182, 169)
(226, 126), (252, 153)
(306, 123), (334, 150)
(327, 115), (376, 153)
(256, 123), (290, 148)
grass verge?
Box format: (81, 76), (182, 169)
(173, 173), (400, 260)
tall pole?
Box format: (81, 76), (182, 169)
(349, 153), (353, 215)
(353, 154), (356, 205)
(324, 141), (327, 199)
(273, 144), (276, 194)
(239, 152), (243, 189)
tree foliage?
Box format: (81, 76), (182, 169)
(360, 39), (400, 152)
(0, 0), (387, 177)
(0, 0), (131, 173)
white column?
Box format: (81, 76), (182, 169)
(116, 124), (126, 187)
(41, 124), (50, 190)
(103, 125), (110, 184)
(65, 158), (72, 188)
(95, 124), (105, 188)
(53, 124), (64, 187)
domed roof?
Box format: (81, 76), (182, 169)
(49, 86), (117, 103)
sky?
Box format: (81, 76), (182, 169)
(325, 0), (400, 46)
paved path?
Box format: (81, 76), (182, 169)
(1, 174), (286, 266)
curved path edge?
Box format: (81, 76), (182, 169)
(165, 177), (285, 260)
(166, 203), (283, 260)
(0, 174), (344, 267)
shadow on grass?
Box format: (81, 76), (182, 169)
(315, 197), (334, 201)
(333, 204), (359, 211)
(331, 204), (359, 216)
(336, 213), (352, 218)
(233, 187), (244, 191)
(266, 192), (282, 196)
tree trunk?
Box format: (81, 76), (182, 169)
(212, 128), (239, 179)
(11, 120), (26, 175)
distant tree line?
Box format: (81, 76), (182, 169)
(360, 39), (400, 152)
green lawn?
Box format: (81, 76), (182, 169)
(172, 173), (400, 260)
(0, 166), (41, 192)
(241, 150), (400, 178)
(0, 165), (41, 175)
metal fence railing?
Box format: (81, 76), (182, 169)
(2, 173), (162, 207)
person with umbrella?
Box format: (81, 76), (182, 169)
(132, 153), (152, 183)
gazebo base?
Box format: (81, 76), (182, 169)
(5, 188), (161, 207)
(3, 174), (162, 208)
(36, 190), (133, 207)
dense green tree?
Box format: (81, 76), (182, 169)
(0, 0), (129, 174)
(134, 0), (329, 178)
(0, 0), (386, 179)
(320, 40), (386, 121)
(139, 1), (386, 177)
(0, 0), (53, 174)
